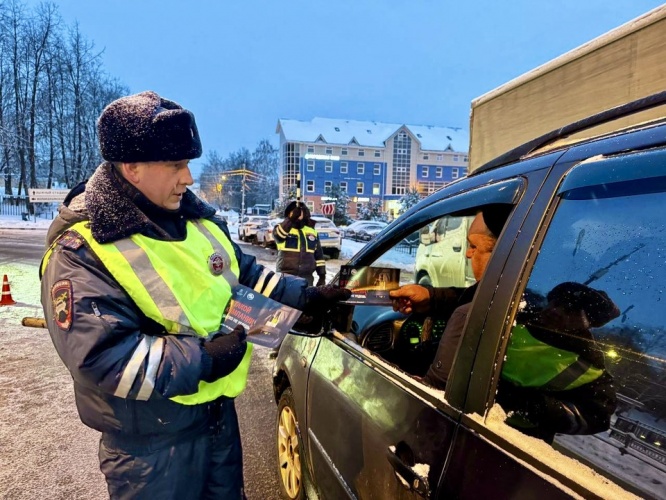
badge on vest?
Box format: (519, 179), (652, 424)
(308, 235), (315, 241)
(208, 253), (226, 275)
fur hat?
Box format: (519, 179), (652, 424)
(97, 91), (202, 163)
(547, 282), (620, 328)
(284, 201), (311, 220)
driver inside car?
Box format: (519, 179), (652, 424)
(389, 204), (512, 389)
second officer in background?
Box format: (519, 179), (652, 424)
(273, 201), (326, 286)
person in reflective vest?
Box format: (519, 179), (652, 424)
(497, 282), (620, 442)
(39, 91), (350, 500)
(273, 201), (326, 286)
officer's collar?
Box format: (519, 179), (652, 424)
(84, 162), (215, 243)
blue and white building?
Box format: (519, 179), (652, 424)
(276, 117), (469, 218)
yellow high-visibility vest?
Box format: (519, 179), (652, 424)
(42, 219), (253, 405)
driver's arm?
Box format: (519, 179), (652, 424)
(421, 302), (472, 390)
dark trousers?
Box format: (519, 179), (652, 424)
(99, 399), (245, 500)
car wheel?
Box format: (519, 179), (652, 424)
(277, 387), (308, 500)
(417, 272), (432, 286)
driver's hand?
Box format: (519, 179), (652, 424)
(389, 285), (431, 314)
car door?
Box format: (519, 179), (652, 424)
(442, 143), (666, 498)
(304, 166), (550, 499)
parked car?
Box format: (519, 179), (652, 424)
(273, 94), (666, 499)
(254, 218), (281, 248)
(414, 215), (475, 287)
(237, 215), (268, 242)
(342, 220), (388, 240)
(311, 216), (342, 259)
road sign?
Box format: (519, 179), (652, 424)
(28, 189), (69, 203)
(321, 202), (335, 216)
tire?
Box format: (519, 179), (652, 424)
(277, 388), (308, 500)
(417, 272), (432, 286)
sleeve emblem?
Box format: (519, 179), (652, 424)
(51, 280), (73, 331)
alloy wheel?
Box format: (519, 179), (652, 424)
(278, 406), (302, 498)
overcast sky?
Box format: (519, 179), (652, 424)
(33, 0), (666, 175)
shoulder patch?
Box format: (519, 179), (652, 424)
(51, 279), (73, 331)
(57, 230), (84, 250)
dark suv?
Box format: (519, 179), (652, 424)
(272, 96), (666, 499)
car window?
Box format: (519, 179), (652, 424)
(493, 155), (666, 498)
(336, 184), (520, 387)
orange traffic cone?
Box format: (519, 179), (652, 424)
(1, 274), (16, 306)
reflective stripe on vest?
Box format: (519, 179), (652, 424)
(276, 226), (318, 253)
(501, 324), (604, 391)
(43, 220), (252, 405)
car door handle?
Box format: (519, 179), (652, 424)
(386, 446), (430, 498)
(452, 246), (462, 252)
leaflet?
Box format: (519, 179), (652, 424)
(338, 265), (401, 305)
(220, 285), (302, 348)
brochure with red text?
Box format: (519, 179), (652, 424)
(338, 265), (401, 305)
(220, 285), (302, 348)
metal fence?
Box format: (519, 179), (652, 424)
(0, 196), (30, 217)
(0, 196), (57, 220)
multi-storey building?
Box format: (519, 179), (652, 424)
(276, 117), (468, 218)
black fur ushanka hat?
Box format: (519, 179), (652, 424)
(97, 91), (202, 163)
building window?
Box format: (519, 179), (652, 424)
(324, 181), (332, 191)
(422, 166), (429, 177)
(463, 155), (468, 162)
(325, 161), (333, 173)
(325, 147), (333, 155)
(340, 181), (348, 192)
(452, 168), (459, 179)
(306, 201), (314, 212)
(391, 131), (411, 195)
(372, 183), (380, 195)
(453, 155), (459, 161)
(423, 154), (429, 160)
(306, 180), (315, 192)
(358, 149), (365, 157)
(436, 167), (443, 178)
(307, 160), (315, 172)
(437, 154), (443, 161)
(341, 148), (348, 156)
(307, 146), (314, 154)
(374, 164), (381, 175)
(356, 203), (363, 213)
(356, 182), (364, 194)
(340, 162), (348, 174)
(374, 150), (381, 158)
(358, 163), (365, 174)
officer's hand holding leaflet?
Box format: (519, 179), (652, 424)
(201, 324), (248, 382)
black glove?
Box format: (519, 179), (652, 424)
(288, 204), (302, 222)
(305, 284), (351, 307)
(316, 274), (326, 287)
(202, 324), (248, 382)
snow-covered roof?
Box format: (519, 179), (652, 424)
(277, 117), (469, 153)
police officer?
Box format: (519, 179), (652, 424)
(39, 91), (349, 499)
(273, 201), (327, 286)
